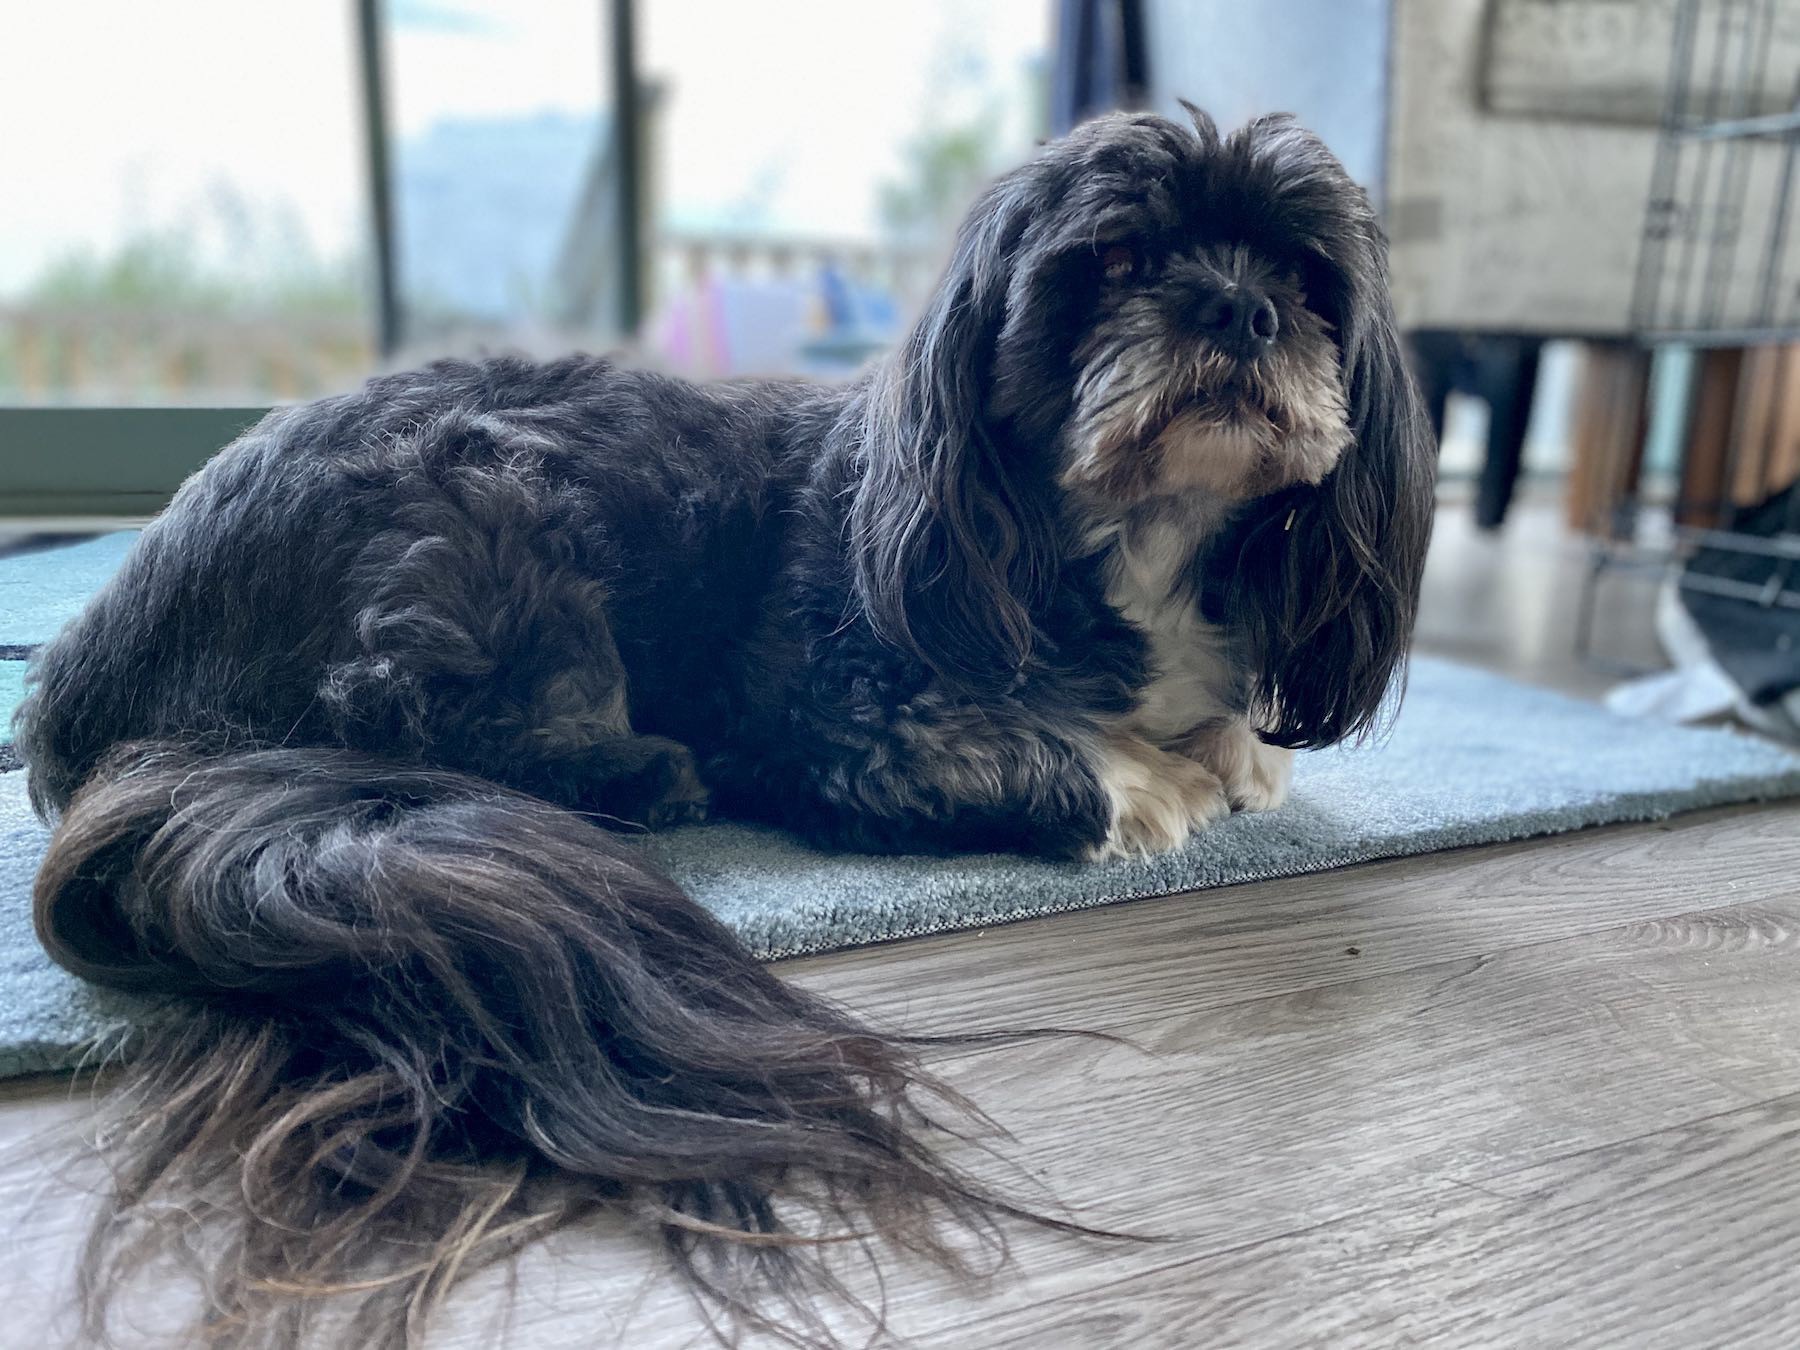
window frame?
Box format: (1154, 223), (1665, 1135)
(0, 0), (641, 520)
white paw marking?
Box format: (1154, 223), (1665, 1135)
(1086, 734), (1230, 861)
(1180, 719), (1294, 814)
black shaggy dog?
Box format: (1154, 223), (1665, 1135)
(19, 110), (1432, 1345)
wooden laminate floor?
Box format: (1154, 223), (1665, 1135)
(3, 494), (1797, 1348)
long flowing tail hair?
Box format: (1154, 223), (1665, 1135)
(33, 741), (1109, 1347)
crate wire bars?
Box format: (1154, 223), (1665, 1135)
(1578, 0), (1800, 666)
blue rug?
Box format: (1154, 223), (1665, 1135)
(0, 531), (138, 651)
(3, 538), (1800, 1079)
(3, 533), (142, 761)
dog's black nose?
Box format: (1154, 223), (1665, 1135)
(1197, 287), (1279, 357)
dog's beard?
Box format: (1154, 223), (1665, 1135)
(1061, 293), (1352, 506)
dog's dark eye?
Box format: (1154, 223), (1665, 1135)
(1100, 244), (1137, 281)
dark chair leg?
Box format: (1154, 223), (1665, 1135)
(1474, 338), (1544, 531)
(1407, 329), (1461, 453)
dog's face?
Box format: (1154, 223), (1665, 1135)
(851, 108), (1436, 748)
(1063, 237), (1350, 507)
(973, 111), (1378, 511)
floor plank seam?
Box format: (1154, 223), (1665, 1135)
(1464, 1086), (1800, 1189)
(896, 874), (1800, 1061)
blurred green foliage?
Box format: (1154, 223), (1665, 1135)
(19, 183), (365, 317)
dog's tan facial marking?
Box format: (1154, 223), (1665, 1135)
(1063, 266), (1352, 508)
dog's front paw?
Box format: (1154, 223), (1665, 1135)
(1178, 718), (1294, 813)
(1086, 733), (1229, 861)
(636, 740), (713, 829)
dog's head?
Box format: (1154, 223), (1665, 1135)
(850, 108), (1435, 748)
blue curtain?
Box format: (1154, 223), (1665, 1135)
(1051, 0), (1149, 134)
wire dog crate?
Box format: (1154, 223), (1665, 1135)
(1578, 0), (1800, 664)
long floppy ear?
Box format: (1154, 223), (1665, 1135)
(846, 177), (1060, 691)
(1223, 197), (1437, 749)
